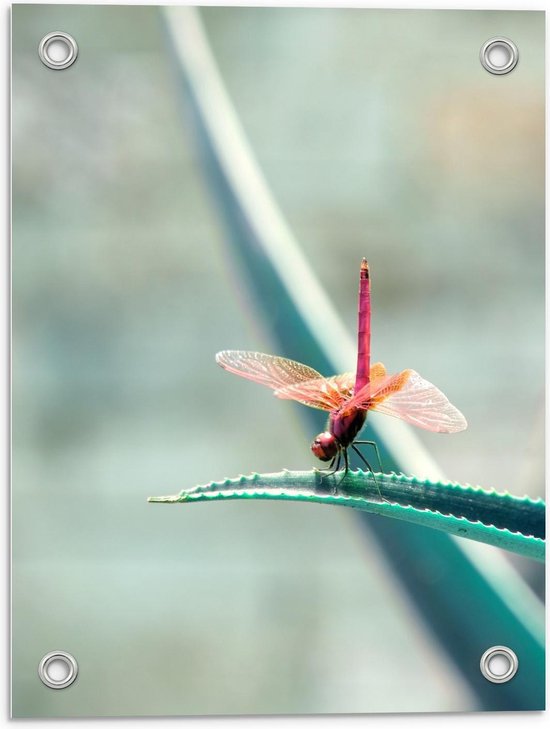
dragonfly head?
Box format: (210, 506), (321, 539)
(311, 432), (339, 461)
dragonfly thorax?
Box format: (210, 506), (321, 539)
(330, 409), (367, 447)
(311, 432), (339, 462)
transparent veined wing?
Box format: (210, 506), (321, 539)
(274, 372), (355, 411)
(273, 363), (387, 412)
(339, 369), (407, 413)
(343, 369), (467, 433)
(215, 350), (323, 390)
(369, 362), (387, 381)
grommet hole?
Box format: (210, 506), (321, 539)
(45, 658), (71, 682)
(44, 38), (72, 64)
(38, 651), (78, 689)
(38, 31), (78, 70)
(480, 646), (518, 684)
(486, 43), (512, 70)
(480, 37), (519, 75)
(487, 653), (511, 677)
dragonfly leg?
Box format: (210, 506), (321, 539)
(314, 457), (334, 473)
(351, 444), (385, 502)
(328, 449), (350, 493)
(329, 452), (342, 477)
(315, 453), (338, 474)
(317, 453), (342, 494)
(353, 440), (383, 474)
(315, 452), (342, 488)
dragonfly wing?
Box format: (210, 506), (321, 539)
(370, 370), (467, 432)
(274, 372), (355, 411)
(369, 370), (468, 433)
(342, 370), (408, 413)
(215, 351), (323, 390)
(347, 369), (467, 433)
(275, 365), (387, 412)
(370, 362), (387, 380)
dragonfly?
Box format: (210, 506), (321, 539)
(216, 259), (467, 476)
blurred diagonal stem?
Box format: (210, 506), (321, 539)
(161, 6), (545, 710)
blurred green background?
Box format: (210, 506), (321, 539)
(12, 4), (544, 717)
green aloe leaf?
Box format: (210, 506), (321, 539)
(149, 470), (545, 563)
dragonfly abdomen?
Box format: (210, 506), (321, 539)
(355, 258), (371, 393)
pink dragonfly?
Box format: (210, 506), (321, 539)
(216, 259), (466, 475)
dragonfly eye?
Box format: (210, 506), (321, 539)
(311, 432), (338, 461)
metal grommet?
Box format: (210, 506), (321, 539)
(480, 37), (518, 75)
(480, 646), (518, 684)
(38, 31), (78, 70)
(38, 651), (78, 689)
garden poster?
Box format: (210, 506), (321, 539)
(12, 4), (544, 718)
